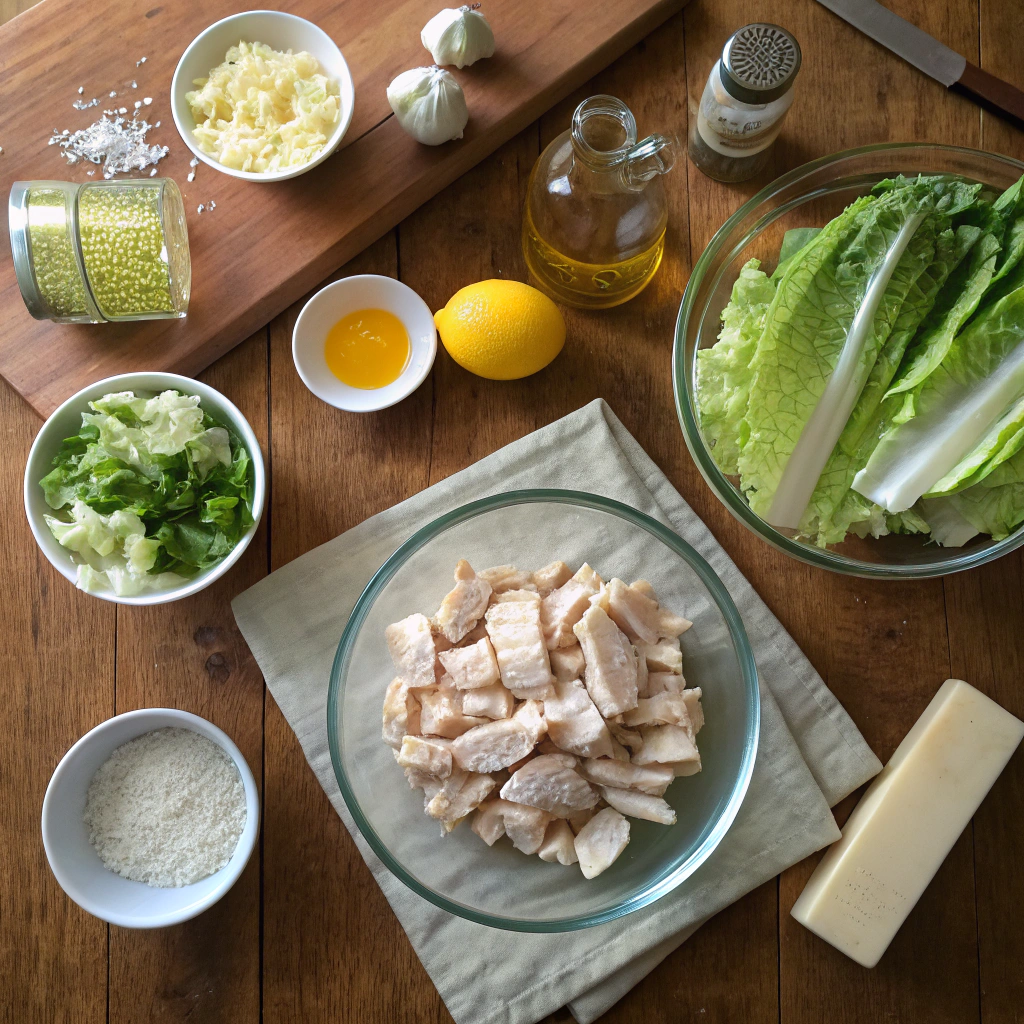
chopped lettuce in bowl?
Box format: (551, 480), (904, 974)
(27, 379), (261, 601)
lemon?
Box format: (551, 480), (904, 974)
(434, 280), (566, 380)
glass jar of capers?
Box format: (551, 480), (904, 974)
(8, 178), (190, 323)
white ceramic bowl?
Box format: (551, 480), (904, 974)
(292, 275), (437, 412)
(24, 371), (266, 606)
(170, 10), (356, 183)
(42, 708), (260, 929)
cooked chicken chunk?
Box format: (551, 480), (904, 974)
(397, 735), (452, 779)
(451, 717), (537, 773)
(566, 805), (600, 834)
(603, 578), (665, 645)
(426, 771), (496, 832)
(578, 758), (674, 797)
(501, 801), (554, 855)
(478, 565), (536, 594)
(484, 591), (555, 699)
(382, 678), (415, 750)
(634, 643), (649, 696)
(499, 754), (599, 817)
(538, 819), (579, 865)
(549, 644), (586, 682)
(438, 637), (500, 690)
(385, 613), (437, 690)
(621, 692), (693, 729)
(471, 798), (512, 845)
(404, 765), (437, 792)
(636, 639), (683, 675)
(531, 560), (574, 597)
(608, 723), (643, 756)
(460, 682), (514, 720)
(645, 671), (686, 696)
(608, 736), (632, 761)
(433, 560), (493, 644)
(541, 563), (603, 649)
(599, 786), (677, 825)
(574, 807), (630, 879)
(607, 580), (691, 643)
(544, 678), (614, 758)
(573, 604), (638, 717)
(513, 699), (547, 743)
(419, 689), (487, 739)
(681, 687), (704, 733)
(633, 724), (701, 772)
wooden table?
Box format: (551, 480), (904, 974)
(3, 1), (1022, 1021)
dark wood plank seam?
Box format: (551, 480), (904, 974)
(260, 321), (271, 1024)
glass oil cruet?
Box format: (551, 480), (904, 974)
(522, 95), (677, 309)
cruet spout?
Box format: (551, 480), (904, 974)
(622, 133), (678, 190)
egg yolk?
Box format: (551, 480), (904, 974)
(324, 308), (410, 389)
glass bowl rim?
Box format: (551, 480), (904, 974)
(326, 488), (761, 932)
(672, 141), (1024, 579)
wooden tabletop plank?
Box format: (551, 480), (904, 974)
(949, 9), (1024, 1022)
(105, 331), (269, 1023)
(0, 379), (113, 1023)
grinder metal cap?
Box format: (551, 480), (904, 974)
(720, 24), (801, 104)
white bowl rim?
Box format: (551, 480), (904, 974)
(291, 274), (438, 412)
(23, 370), (266, 606)
(170, 9), (356, 183)
(41, 707), (260, 929)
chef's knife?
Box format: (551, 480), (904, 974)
(815, 0), (1024, 128)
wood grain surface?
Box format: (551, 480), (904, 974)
(0, 0), (684, 418)
(2, 1), (1023, 1023)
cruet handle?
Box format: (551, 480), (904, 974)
(621, 133), (678, 190)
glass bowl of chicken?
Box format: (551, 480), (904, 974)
(676, 143), (1024, 577)
(327, 489), (759, 931)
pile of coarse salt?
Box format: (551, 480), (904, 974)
(83, 727), (247, 888)
(50, 113), (168, 179)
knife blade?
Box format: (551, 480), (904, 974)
(816, 0), (1024, 128)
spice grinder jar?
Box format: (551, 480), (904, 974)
(9, 178), (191, 323)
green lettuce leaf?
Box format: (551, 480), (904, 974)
(853, 282), (1024, 512)
(739, 180), (941, 526)
(695, 259), (777, 475)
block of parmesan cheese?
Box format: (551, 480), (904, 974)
(791, 678), (1023, 968)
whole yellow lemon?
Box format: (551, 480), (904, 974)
(434, 280), (566, 380)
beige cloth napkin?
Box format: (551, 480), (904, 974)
(232, 400), (881, 1024)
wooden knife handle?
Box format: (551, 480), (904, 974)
(954, 61), (1024, 130)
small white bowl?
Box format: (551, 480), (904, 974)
(24, 371), (266, 606)
(171, 10), (355, 183)
(42, 708), (260, 929)
(292, 275), (437, 412)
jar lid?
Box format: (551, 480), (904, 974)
(720, 23), (801, 104)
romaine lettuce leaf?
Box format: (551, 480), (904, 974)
(695, 259), (776, 475)
(853, 283), (1024, 512)
(739, 181), (941, 527)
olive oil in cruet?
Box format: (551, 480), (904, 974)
(522, 95), (677, 309)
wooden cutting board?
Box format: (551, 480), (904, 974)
(0, 0), (685, 417)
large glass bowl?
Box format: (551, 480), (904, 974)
(327, 490), (759, 932)
(674, 143), (1024, 578)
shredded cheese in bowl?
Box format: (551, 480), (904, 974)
(186, 40), (341, 174)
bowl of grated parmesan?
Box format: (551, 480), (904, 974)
(41, 708), (259, 928)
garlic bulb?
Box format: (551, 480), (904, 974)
(387, 67), (469, 146)
(421, 5), (495, 69)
